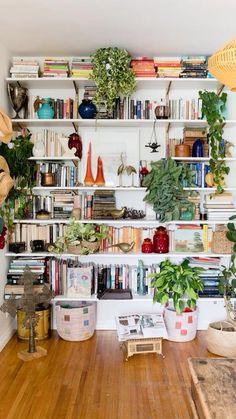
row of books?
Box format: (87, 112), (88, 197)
(187, 257), (221, 298)
(36, 162), (78, 187)
(168, 98), (203, 120)
(27, 95), (78, 119)
(204, 192), (236, 221)
(31, 130), (69, 157)
(179, 162), (210, 188)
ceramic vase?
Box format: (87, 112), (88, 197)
(32, 139), (45, 157)
(83, 142), (95, 186)
(94, 156), (105, 186)
(78, 99), (97, 119)
(37, 98), (54, 119)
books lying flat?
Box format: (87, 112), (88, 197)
(98, 289), (133, 300)
(116, 313), (168, 341)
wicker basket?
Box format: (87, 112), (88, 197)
(67, 240), (100, 255)
(56, 302), (96, 341)
(211, 226), (234, 254)
(208, 38), (236, 91)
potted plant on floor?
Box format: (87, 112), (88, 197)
(206, 216), (236, 356)
(150, 259), (204, 342)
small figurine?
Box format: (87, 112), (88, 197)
(107, 241), (135, 253)
(68, 132), (82, 159)
(224, 140), (234, 157)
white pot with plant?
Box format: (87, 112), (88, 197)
(150, 259), (204, 342)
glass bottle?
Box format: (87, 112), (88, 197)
(139, 160), (149, 186)
(153, 227), (169, 253)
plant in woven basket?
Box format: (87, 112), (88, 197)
(198, 90), (228, 193)
(49, 218), (109, 255)
(143, 158), (195, 222)
(90, 47), (136, 115)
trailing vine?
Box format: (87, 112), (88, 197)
(198, 90), (228, 193)
(0, 129), (36, 232)
(90, 47), (136, 114)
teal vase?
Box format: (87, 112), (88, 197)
(37, 98), (54, 119)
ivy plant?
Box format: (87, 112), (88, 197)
(0, 130), (36, 231)
(198, 90), (228, 193)
(143, 158), (195, 222)
(90, 47), (136, 114)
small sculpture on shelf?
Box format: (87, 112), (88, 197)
(0, 267), (54, 361)
(110, 207), (126, 220)
(117, 153), (137, 187)
(145, 119), (161, 153)
(225, 140), (234, 157)
(83, 142), (95, 186)
(68, 132), (82, 159)
(106, 241), (135, 253)
(7, 83), (28, 119)
(94, 156), (105, 186)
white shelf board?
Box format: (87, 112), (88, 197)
(4, 251), (232, 258)
(29, 157), (79, 161)
(183, 187), (236, 191)
(172, 157), (236, 162)
(32, 186), (145, 191)
(53, 294), (154, 302)
(12, 219), (235, 226)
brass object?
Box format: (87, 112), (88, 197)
(110, 207), (126, 219)
(107, 241), (135, 253)
(7, 83), (28, 119)
(17, 308), (49, 340)
(41, 172), (56, 187)
(0, 267), (54, 360)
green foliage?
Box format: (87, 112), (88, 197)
(51, 218), (109, 254)
(198, 90), (228, 193)
(219, 216), (236, 298)
(0, 130), (36, 231)
(150, 259), (204, 313)
(90, 47), (136, 113)
(143, 158), (195, 222)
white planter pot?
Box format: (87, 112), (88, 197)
(164, 307), (198, 342)
(206, 321), (236, 357)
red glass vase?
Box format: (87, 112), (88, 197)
(141, 238), (153, 253)
(153, 227), (169, 253)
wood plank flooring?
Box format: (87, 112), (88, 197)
(0, 331), (212, 419)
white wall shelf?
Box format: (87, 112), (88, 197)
(12, 219), (234, 226)
(172, 157), (236, 162)
(32, 186), (145, 191)
(4, 251), (231, 258)
(29, 156), (79, 161)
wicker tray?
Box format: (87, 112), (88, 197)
(211, 226), (234, 254)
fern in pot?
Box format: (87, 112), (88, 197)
(150, 259), (204, 342)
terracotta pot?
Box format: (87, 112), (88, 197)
(175, 144), (190, 157)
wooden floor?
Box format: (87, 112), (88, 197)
(0, 331), (212, 419)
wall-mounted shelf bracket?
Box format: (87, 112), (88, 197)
(166, 122), (171, 134)
(217, 84), (225, 96)
(72, 122), (78, 133)
(166, 81), (172, 97)
(72, 81), (79, 95)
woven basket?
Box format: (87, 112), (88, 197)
(56, 302), (96, 341)
(67, 240), (100, 255)
(211, 226), (234, 254)
(208, 37), (236, 91)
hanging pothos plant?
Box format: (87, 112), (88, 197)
(198, 90), (228, 193)
(143, 158), (196, 222)
(0, 130), (36, 232)
(90, 47), (136, 114)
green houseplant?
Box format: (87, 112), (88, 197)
(0, 130), (36, 232)
(198, 90), (228, 193)
(143, 158), (195, 222)
(150, 259), (204, 342)
(90, 47), (136, 114)
(48, 218), (109, 255)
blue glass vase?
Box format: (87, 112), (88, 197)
(37, 98), (54, 119)
(78, 99), (97, 119)
(192, 138), (203, 157)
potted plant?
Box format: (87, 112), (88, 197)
(0, 129), (36, 233)
(48, 218), (109, 255)
(143, 158), (196, 222)
(198, 90), (228, 193)
(90, 47), (136, 115)
(206, 216), (236, 356)
(150, 259), (204, 342)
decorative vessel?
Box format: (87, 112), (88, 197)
(94, 156), (105, 186)
(83, 142), (95, 186)
(35, 98), (54, 119)
(78, 99), (97, 119)
(153, 227), (169, 253)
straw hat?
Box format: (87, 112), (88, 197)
(0, 110), (13, 144)
(0, 155), (14, 204)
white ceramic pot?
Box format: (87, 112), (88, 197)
(164, 307), (198, 342)
(32, 139), (45, 157)
(206, 321), (236, 357)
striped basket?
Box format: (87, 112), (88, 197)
(56, 302), (96, 341)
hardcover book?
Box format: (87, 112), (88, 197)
(67, 266), (93, 297)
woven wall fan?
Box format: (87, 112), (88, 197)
(208, 38), (236, 91)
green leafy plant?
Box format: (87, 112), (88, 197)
(143, 158), (195, 222)
(198, 90), (228, 193)
(90, 47), (136, 114)
(0, 130), (36, 231)
(150, 259), (204, 313)
(49, 218), (109, 254)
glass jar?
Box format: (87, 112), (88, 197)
(153, 227), (169, 253)
(141, 238), (153, 253)
(139, 160), (149, 186)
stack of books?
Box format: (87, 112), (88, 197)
(183, 127), (208, 156)
(42, 58), (69, 78)
(10, 58), (39, 78)
(84, 85), (97, 100)
(154, 57), (182, 78)
(130, 57), (156, 77)
(70, 57), (93, 78)
(4, 257), (47, 299)
(92, 190), (116, 219)
(204, 193), (236, 221)
(187, 257), (221, 298)
(52, 192), (75, 219)
(180, 56), (208, 78)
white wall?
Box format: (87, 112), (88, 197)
(0, 42), (15, 351)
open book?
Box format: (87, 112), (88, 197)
(116, 313), (168, 341)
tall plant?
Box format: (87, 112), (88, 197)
(90, 47), (136, 114)
(198, 90), (228, 193)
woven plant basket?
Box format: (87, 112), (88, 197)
(206, 321), (236, 357)
(208, 37), (236, 91)
(211, 226), (234, 254)
(67, 240), (101, 255)
(56, 302), (96, 341)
